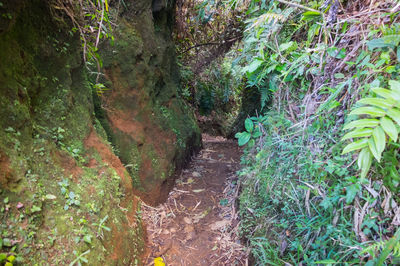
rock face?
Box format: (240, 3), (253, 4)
(98, 0), (201, 204)
(229, 87), (263, 137)
(0, 0), (201, 264)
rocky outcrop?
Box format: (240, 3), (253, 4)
(97, 0), (201, 204)
(0, 0), (200, 264)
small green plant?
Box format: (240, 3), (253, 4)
(52, 127), (66, 147)
(92, 215), (111, 239)
(0, 253), (16, 266)
(342, 80), (400, 178)
(234, 116), (265, 147)
(69, 249), (90, 266)
(58, 179), (80, 210)
(66, 147), (86, 164)
(361, 227), (400, 265)
(92, 83), (109, 96)
(58, 178), (70, 195)
(64, 191), (80, 210)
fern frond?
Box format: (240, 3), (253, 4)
(361, 240), (386, 258)
(246, 12), (285, 31)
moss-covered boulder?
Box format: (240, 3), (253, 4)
(0, 0), (200, 264)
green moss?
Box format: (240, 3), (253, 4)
(0, 1), (144, 264)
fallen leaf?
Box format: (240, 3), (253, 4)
(280, 239), (288, 256)
(184, 224), (195, 233)
(183, 217), (192, 224)
(192, 172), (201, 178)
(209, 220), (229, 231)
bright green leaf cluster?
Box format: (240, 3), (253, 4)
(342, 80), (400, 178)
(235, 117), (265, 147)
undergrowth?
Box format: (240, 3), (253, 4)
(238, 111), (396, 264)
(176, 0), (400, 263)
(225, 0), (400, 264)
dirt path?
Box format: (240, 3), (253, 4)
(142, 134), (247, 265)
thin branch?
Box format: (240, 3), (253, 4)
(275, 0), (322, 14)
(181, 42), (223, 54)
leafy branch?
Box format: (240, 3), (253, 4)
(342, 80), (400, 178)
(50, 0), (114, 92)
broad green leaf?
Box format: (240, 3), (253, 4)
(307, 24), (320, 43)
(372, 126), (386, 155)
(349, 106), (386, 117)
(279, 42), (291, 51)
(346, 183), (360, 204)
(343, 119), (380, 130)
(238, 132), (251, 146)
(358, 148), (372, 178)
(248, 139), (255, 148)
(371, 87), (400, 101)
(252, 131), (262, 138)
(341, 128), (373, 140)
(368, 138), (381, 162)
(381, 117), (399, 142)
(245, 118), (254, 132)
(83, 234), (92, 244)
(342, 139), (369, 154)
(358, 98), (395, 109)
(367, 35), (400, 50)
(6, 255), (15, 263)
(245, 59), (263, 73)
(381, 117), (398, 142)
(389, 80), (400, 94)
(302, 11), (321, 18)
(387, 108), (400, 126)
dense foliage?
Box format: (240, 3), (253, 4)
(177, 0), (400, 264)
(50, 0), (115, 93)
(231, 0), (400, 264)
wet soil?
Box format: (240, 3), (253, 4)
(142, 134), (248, 265)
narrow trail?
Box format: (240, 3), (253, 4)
(142, 134), (248, 265)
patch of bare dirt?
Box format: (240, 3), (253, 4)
(84, 128), (144, 260)
(0, 151), (14, 188)
(52, 150), (83, 182)
(142, 134), (248, 265)
(84, 128), (131, 189)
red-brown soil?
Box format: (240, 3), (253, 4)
(143, 134), (248, 265)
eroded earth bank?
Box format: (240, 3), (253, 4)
(0, 0), (203, 264)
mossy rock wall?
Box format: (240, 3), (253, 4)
(0, 0), (200, 264)
(228, 87), (263, 137)
(97, 0), (202, 204)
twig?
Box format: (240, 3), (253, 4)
(181, 42), (221, 54)
(275, 0), (323, 14)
